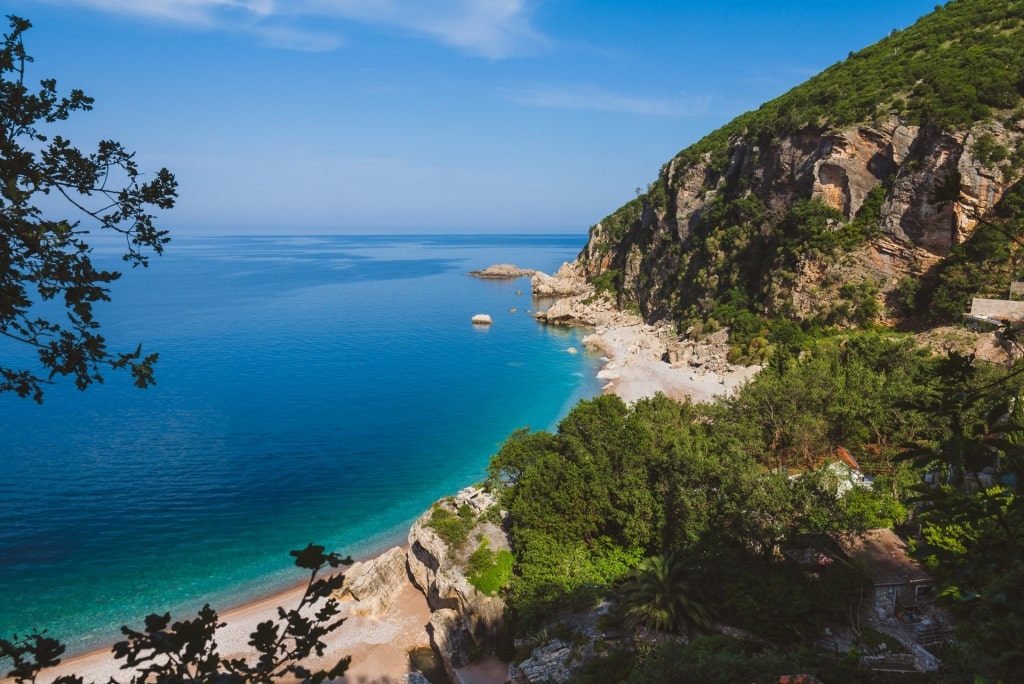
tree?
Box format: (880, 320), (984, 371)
(901, 349), (1024, 681)
(619, 552), (712, 638)
(1, 15), (177, 402)
(0, 544), (353, 684)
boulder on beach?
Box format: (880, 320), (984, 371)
(471, 314), (493, 325)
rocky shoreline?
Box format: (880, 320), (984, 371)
(530, 262), (761, 404)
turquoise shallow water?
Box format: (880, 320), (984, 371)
(0, 233), (604, 654)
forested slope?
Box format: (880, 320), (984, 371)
(579, 0), (1024, 362)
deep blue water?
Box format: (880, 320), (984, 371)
(0, 233), (603, 654)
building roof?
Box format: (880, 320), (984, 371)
(840, 529), (932, 586)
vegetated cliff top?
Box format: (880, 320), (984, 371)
(677, 0), (1023, 170)
(582, 0), (1024, 359)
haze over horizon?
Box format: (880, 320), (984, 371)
(11, 0), (939, 234)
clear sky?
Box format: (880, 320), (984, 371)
(8, 1), (940, 234)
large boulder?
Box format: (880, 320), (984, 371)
(334, 545), (408, 617)
(531, 262), (589, 297)
(407, 487), (510, 677)
(427, 609), (474, 681)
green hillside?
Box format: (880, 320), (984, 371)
(485, 7), (1024, 678)
(674, 0), (1024, 171)
(586, 0), (1024, 361)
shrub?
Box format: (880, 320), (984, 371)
(427, 502), (476, 552)
(466, 538), (514, 596)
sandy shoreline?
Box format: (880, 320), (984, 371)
(18, 546), (436, 684)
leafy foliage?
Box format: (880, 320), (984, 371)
(426, 500), (477, 552)
(0, 545), (353, 684)
(898, 349), (1024, 680)
(572, 633), (868, 684)
(485, 330), (1024, 680)
(0, 16), (177, 402)
(491, 338), (922, 631)
(618, 552), (712, 637)
(466, 538), (514, 597)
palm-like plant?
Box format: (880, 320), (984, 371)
(619, 552), (712, 637)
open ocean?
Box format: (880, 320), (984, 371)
(0, 233), (604, 654)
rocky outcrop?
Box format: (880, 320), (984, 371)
(407, 486), (510, 683)
(530, 264), (641, 328)
(509, 602), (619, 683)
(334, 545), (408, 617)
(512, 640), (576, 683)
(469, 264), (538, 279)
(580, 116), (1023, 327)
(426, 609), (475, 674)
(471, 314), (493, 325)
(531, 262), (589, 298)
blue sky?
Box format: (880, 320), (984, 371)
(9, 1), (940, 234)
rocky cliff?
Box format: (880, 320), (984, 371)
(407, 486), (510, 683)
(577, 1), (1024, 334)
(581, 117), (1024, 328)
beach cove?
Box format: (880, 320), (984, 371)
(12, 257), (760, 684)
(0, 235), (605, 655)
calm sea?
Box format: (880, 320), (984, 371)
(0, 233), (604, 654)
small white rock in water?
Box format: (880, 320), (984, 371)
(509, 307), (517, 313)
(566, 347), (578, 355)
(471, 314), (493, 325)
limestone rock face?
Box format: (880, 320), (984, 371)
(407, 486), (510, 681)
(511, 640), (574, 683)
(427, 609), (473, 680)
(335, 545), (408, 618)
(531, 262), (589, 297)
(811, 126), (896, 218)
(579, 117), (1023, 326)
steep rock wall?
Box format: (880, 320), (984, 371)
(407, 486), (509, 682)
(581, 117), (1023, 325)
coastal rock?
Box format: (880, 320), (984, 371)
(512, 640), (574, 683)
(531, 262), (589, 297)
(471, 314), (493, 325)
(335, 545), (408, 618)
(407, 486), (510, 679)
(468, 263), (538, 279)
(402, 674), (431, 684)
(427, 609), (474, 680)
(511, 603), (619, 683)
